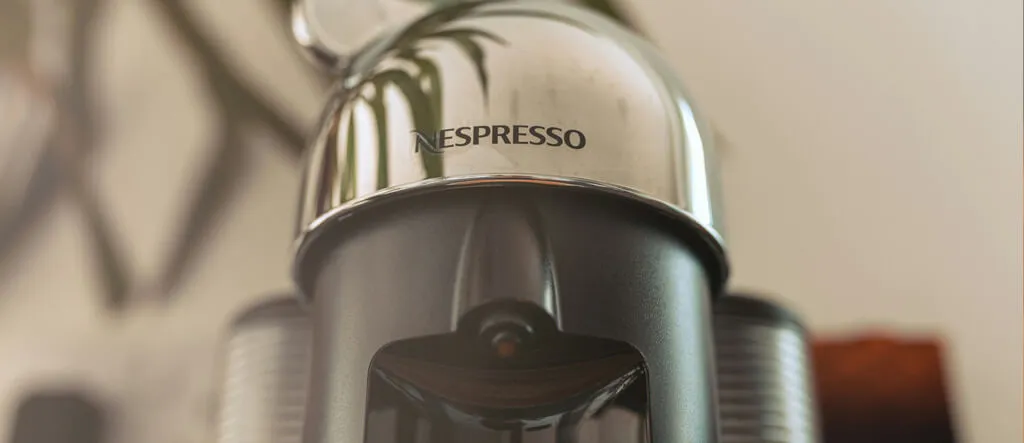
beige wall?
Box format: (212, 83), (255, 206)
(0, 0), (1020, 442)
(627, 0), (1022, 441)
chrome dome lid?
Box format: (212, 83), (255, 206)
(293, 0), (728, 295)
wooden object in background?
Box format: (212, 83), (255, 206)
(812, 337), (958, 443)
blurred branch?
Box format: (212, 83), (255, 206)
(403, 0), (641, 33)
(0, 0), (133, 310)
(0, 149), (60, 274)
(150, 0), (307, 158)
(60, 0), (135, 311)
(66, 168), (132, 311)
(150, 0), (301, 296)
(66, 0), (103, 158)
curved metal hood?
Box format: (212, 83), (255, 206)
(293, 0), (728, 296)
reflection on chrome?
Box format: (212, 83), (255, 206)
(296, 1), (725, 246)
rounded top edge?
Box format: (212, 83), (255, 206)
(229, 295), (309, 328)
(714, 293), (808, 332)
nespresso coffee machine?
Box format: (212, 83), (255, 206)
(214, 1), (819, 442)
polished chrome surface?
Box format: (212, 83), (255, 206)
(714, 295), (821, 443)
(295, 0), (725, 253)
(215, 297), (313, 443)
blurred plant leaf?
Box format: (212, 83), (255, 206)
(0, 149), (59, 272)
(368, 83), (390, 190)
(318, 114), (341, 205)
(390, 1), (496, 49)
(397, 52), (444, 180)
(66, 0), (105, 158)
(448, 34), (491, 99)
(396, 0), (634, 33)
(577, 0), (638, 31)
(468, 8), (593, 30)
(64, 164), (132, 311)
(148, 0), (311, 296)
(423, 29), (507, 100)
(342, 110), (357, 199)
(59, 0), (134, 311)
(152, 0), (307, 158)
(339, 0), (625, 187)
(423, 27), (506, 44)
(373, 69), (443, 177)
(352, 3), (510, 179)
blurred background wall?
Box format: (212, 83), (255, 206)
(631, 1), (1022, 442)
(0, 0), (1020, 442)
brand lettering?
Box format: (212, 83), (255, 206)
(413, 125), (586, 153)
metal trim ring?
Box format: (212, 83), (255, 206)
(291, 174), (729, 301)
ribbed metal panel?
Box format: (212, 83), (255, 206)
(215, 297), (312, 443)
(713, 295), (820, 443)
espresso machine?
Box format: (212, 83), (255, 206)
(214, 1), (820, 442)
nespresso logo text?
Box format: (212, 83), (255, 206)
(413, 125), (587, 154)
